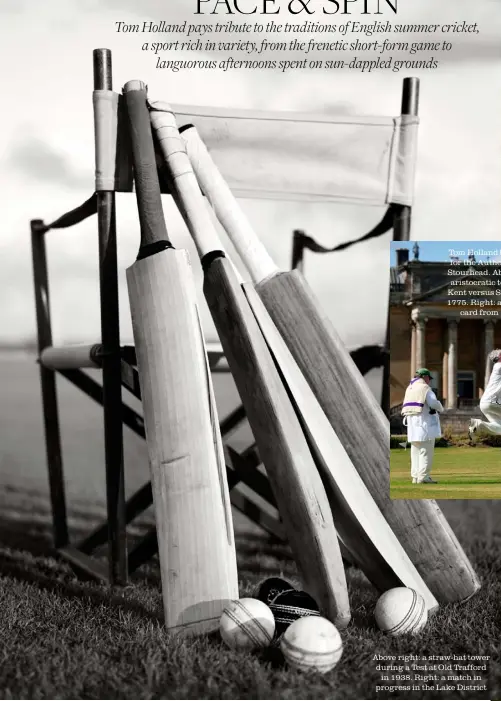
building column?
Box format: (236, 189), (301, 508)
(416, 319), (426, 368)
(484, 320), (495, 392)
(410, 322), (417, 377)
(442, 339), (448, 405)
(411, 308), (427, 369)
(447, 319), (458, 409)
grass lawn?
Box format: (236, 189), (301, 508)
(390, 446), (501, 499)
(0, 484), (500, 700)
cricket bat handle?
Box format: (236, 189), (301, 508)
(123, 81), (169, 249)
(180, 125), (279, 283)
(149, 101), (223, 260)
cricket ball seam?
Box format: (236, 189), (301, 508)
(224, 600), (273, 646)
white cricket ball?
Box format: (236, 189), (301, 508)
(374, 587), (428, 636)
(280, 616), (343, 674)
(219, 598), (275, 650)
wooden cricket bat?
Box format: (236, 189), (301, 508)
(178, 125), (480, 605)
(150, 111), (437, 614)
(242, 283), (438, 613)
(149, 100), (351, 629)
(123, 81), (238, 635)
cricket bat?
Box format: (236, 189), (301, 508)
(177, 125), (480, 605)
(149, 100), (351, 629)
(123, 81), (238, 635)
(242, 283), (438, 614)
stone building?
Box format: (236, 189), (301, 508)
(389, 246), (501, 433)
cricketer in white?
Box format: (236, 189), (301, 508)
(401, 369), (444, 485)
(470, 349), (501, 438)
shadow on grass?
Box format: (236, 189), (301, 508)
(0, 482), (308, 617)
(0, 548), (165, 625)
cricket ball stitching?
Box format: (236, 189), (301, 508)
(224, 601), (273, 646)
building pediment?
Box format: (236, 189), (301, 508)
(390, 260), (501, 321)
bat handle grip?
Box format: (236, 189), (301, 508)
(149, 102), (223, 260)
(123, 81), (169, 249)
(181, 126), (279, 283)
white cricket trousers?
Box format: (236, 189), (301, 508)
(410, 439), (435, 482)
(477, 401), (501, 435)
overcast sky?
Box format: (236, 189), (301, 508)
(1, 0), (500, 356)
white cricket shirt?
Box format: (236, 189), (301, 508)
(482, 362), (501, 404)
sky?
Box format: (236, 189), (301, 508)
(1, 0), (501, 361)
(391, 241), (501, 266)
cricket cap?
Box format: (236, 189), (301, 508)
(415, 368), (432, 378)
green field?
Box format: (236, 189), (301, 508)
(390, 446), (501, 499)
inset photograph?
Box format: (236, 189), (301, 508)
(389, 241), (501, 499)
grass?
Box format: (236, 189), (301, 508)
(390, 446), (501, 499)
(1, 358), (499, 698)
(0, 485), (500, 700)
